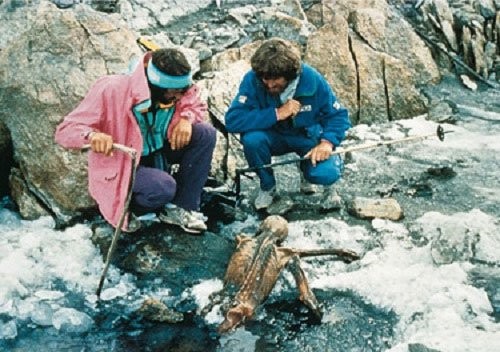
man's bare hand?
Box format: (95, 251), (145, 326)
(170, 118), (192, 150)
(304, 141), (334, 166)
(277, 99), (301, 121)
(90, 132), (114, 156)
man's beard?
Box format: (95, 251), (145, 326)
(266, 88), (281, 96)
(150, 84), (175, 105)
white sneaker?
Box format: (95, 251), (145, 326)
(300, 174), (319, 194)
(254, 187), (276, 210)
(158, 204), (207, 233)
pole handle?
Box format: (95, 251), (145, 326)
(82, 143), (137, 158)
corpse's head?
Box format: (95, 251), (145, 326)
(257, 215), (289, 243)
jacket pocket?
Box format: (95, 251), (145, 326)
(91, 167), (118, 183)
(104, 172), (118, 181)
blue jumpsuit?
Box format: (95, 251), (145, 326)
(225, 64), (351, 191)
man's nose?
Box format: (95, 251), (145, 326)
(264, 81), (276, 89)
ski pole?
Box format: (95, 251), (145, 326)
(81, 143), (138, 298)
(234, 125), (450, 199)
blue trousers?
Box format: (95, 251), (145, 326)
(132, 122), (216, 212)
(241, 129), (343, 191)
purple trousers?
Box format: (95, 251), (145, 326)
(131, 122), (216, 212)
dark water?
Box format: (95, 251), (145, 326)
(0, 289), (396, 352)
(248, 290), (397, 352)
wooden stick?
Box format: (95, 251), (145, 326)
(81, 143), (138, 297)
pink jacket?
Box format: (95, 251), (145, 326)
(55, 52), (207, 229)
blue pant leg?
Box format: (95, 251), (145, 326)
(302, 154), (343, 185)
(282, 132), (343, 186)
(132, 165), (176, 212)
(164, 122), (217, 211)
(240, 130), (288, 191)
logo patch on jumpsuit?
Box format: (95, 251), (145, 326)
(333, 101), (341, 110)
(300, 105), (312, 112)
(238, 95), (247, 104)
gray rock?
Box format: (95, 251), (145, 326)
(305, 2), (437, 125)
(408, 343), (442, 352)
(119, 0), (214, 31)
(9, 168), (50, 220)
(136, 297), (184, 323)
(415, 0), (498, 83)
(349, 197), (404, 221)
(430, 227), (478, 265)
(0, 1), (141, 223)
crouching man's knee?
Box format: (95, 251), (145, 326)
(304, 155), (343, 185)
(241, 131), (269, 150)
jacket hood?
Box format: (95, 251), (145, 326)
(129, 52), (153, 106)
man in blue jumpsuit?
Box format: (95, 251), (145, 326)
(225, 38), (351, 209)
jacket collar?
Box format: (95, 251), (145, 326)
(295, 64), (318, 97)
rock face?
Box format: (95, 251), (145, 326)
(406, 0), (499, 83)
(0, 1), (141, 223)
(0, 0), (456, 223)
(304, 1), (439, 124)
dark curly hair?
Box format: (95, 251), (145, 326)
(250, 38), (301, 81)
(151, 48), (191, 76)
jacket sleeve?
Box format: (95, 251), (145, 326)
(54, 78), (108, 149)
(317, 77), (351, 147)
(173, 84), (207, 124)
(224, 72), (278, 133)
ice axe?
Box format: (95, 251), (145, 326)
(234, 125), (451, 201)
(81, 143), (138, 298)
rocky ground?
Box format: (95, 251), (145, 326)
(89, 69), (500, 310)
(81, 73), (500, 352)
(0, 1), (499, 350)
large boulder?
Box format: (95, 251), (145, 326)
(304, 18), (359, 122)
(201, 61), (251, 183)
(118, 0), (213, 30)
(0, 0), (35, 50)
(304, 0), (439, 124)
(0, 1), (141, 223)
(200, 41), (261, 183)
(416, 0), (499, 81)
(0, 0), (445, 222)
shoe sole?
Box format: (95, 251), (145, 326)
(160, 218), (205, 234)
(180, 225), (204, 234)
(123, 223), (141, 233)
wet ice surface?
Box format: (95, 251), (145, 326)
(1, 80), (500, 351)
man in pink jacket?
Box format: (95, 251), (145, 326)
(55, 48), (216, 233)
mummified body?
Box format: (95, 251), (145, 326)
(207, 215), (360, 333)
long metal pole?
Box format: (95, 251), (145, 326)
(236, 125), (447, 175)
